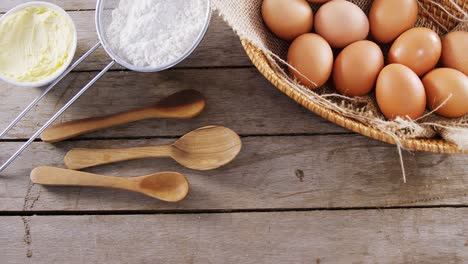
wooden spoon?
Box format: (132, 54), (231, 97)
(31, 166), (189, 202)
(65, 126), (242, 170)
(40, 89), (206, 143)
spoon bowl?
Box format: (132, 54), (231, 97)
(171, 126), (242, 170)
(137, 172), (189, 201)
(153, 89), (206, 119)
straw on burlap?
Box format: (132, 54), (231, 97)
(212, 0), (468, 154)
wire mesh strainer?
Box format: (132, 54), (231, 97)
(0, 0), (212, 171)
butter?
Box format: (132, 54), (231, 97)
(0, 5), (75, 83)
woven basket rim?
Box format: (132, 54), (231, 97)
(241, 39), (467, 154)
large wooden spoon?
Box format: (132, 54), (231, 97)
(40, 89), (206, 143)
(64, 126), (242, 171)
(31, 166), (189, 202)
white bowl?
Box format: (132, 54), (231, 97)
(0, 1), (77, 88)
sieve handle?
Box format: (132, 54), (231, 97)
(0, 60), (116, 172)
(0, 42), (102, 139)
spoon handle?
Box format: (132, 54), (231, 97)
(64, 145), (173, 170)
(40, 105), (161, 143)
(31, 166), (133, 190)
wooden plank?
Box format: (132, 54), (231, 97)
(0, 11), (251, 70)
(0, 68), (345, 139)
(0, 135), (466, 211)
(0, 0), (94, 11)
(1, 208), (467, 263)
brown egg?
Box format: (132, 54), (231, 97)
(376, 64), (426, 120)
(388, 27), (442, 76)
(441, 31), (468, 75)
(369, 0), (418, 44)
(287, 33), (333, 89)
(262, 0), (314, 41)
(307, 0), (332, 3)
(333, 40), (384, 96)
(423, 68), (468, 118)
(314, 0), (369, 48)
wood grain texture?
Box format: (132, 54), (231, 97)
(0, 135), (466, 211)
(1, 209), (467, 263)
(0, 0), (93, 11)
(0, 68), (345, 139)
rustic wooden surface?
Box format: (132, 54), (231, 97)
(2, 209), (468, 264)
(0, 1), (467, 263)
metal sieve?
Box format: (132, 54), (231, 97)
(0, 0), (212, 172)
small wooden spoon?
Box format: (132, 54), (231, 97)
(40, 89), (206, 143)
(31, 166), (189, 202)
(65, 126), (242, 170)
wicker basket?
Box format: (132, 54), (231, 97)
(240, 0), (467, 154)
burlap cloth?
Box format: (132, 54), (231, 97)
(212, 0), (468, 150)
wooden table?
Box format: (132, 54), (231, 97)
(1, 2), (467, 263)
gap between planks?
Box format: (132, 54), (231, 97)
(0, 132), (357, 143)
(67, 65), (256, 74)
(3, 204), (468, 217)
(0, 9), (96, 14)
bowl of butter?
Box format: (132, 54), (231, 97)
(0, 1), (77, 87)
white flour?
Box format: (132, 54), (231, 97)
(107, 0), (207, 67)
